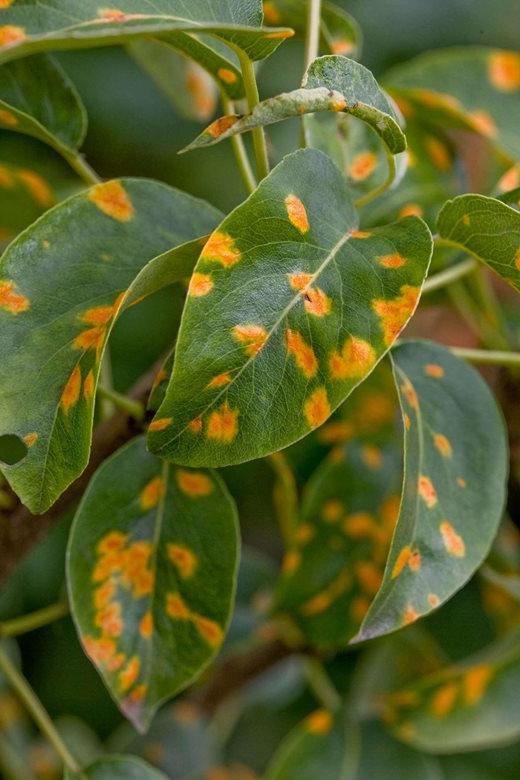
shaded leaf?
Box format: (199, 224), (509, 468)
(382, 629), (520, 753)
(183, 56), (406, 155)
(65, 754), (168, 779)
(0, 53), (86, 155)
(354, 721), (440, 779)
(437, 194), (520, 293)
(385, 48), (520, 161)
(149, 148), (432, 467)
(0, 2), (293, 65)
(67, 436), (239, 732)
(355, 340), (508, 643)
(0, 178), (222, 512)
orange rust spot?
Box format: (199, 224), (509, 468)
(414, 89), (463, 113)
(0, 25), (26, 48)
(188, 417), (202, 434)
(0, 109), (17, 126)
(166, 591), (191, 620)
(428, 593), (441, 608)
(233, 323), (267, 356)
(378, 253), (407, 269)
(207, 401), (239, 442)
(425, 363), (444, 378)
(488, 52), (520, 91)
(73, 326), (105, 352)
(98, 8), (128, 21)
(108, 653), (126, 672)
(372, 285), (420, 346)
(356, 561), (383, 596)
(61, 365), (81, 413)
(217, 67), (238, 84)
(318, 419), (354, 444)
(286, 328), (318, 378)
(176, 469), (213, 497)
(403, 604), (419, 625)
(418, 475), (437, 508)
(149, 417), (172, 432)
(264, 30), (294, 39)
(457, 477), (466, 488)
(330, 95), (347, 112)
(189, 271), (214, 298)
(330, 38), (354, 55)
(399, 203), (424, 218)
(263, 1), (281, 23)
(462, 213), (471, 226)
(0, 280), (30, 314)
(304, 386), (331, 428)
(351, 595), (371, 623)
(303, 286), (331, 317)
(295, 522), (314, 544)
(430, 681), (458, 717)
(94, 579), (114, 609)
(392, 545), (412, 578)
(0, 165), (14, 188)
(206, 114), (240, 139)
(424, 136), (451, 171)
(349, 151), (377, 181)
(18, 170), (54, 207)
(96, 601), (123, 638)
(306, 709), (333, 735)
(121, 541), (154, 597)
(119, 656), (140, 693)
(193, 614), (223, 647)
(288, 271), (313, 290)
(207, 372), (232, 389)
(440, 521), (466, 557)
(433, 433), (452, 458)
(497, 166), (520, 192)
(468, 110), (497, 138)
(463, 665), (493, 705)
(88, 181), (134, 221)
(301, 591), (332, 616)
(343, 512), (376, 538)
(98, 531), (127, 554)
(322, 499), (344, 522)
(186, 67), (216, 119)
(83, 369), (95, 401)
(361, 444), (383, 469)
(282, 549), (301, 574)
(23, 432), (38, 447)
(329, 335), (376, 380)
(404, 413), (411, 430)
(83, 636), (117, 665)
(81, 305), (114, 326)
(285, 194), (310, 233)
(140, 476), (165, 510)
(139, 611), (153, 639)
(351, 230), (371, 238)
(128, 683), (147, 703)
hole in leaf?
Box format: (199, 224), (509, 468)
(0, 434), (28, 465)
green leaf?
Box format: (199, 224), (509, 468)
(65, 755), (168, 779)
(354, 721), (440, 779)
(0, 178), (222, 513)
(355, 340), (508, 644)
(385, 48), (520, 162)
(382, 629), (520, 753)
(67, 436), (239, 732)
(0, 2), (293, 65)
(265, 709), (355, 780)
(273, 435), (402, 649)
(263, 0), (362, 59)
(183, 56), (406, 156)
(0, 54), (86, 155)
(437, 194), (520, 293)
(148, 148), (433, 468)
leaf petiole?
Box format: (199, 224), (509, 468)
(96, 385), (145, 421)
(236, 50), (270, 180)
(0, 602), (69, 638)
(220, 91), (257, 194)
(304, 658), (342, 712)
(354, 146), (396, 208)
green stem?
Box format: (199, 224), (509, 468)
(60, 148), (101, 187)
(354, 147), (396, 208)
(236, 50), (270, 181)
(422, 258), (477, 294)
(303, 0), (322, 73)
(220, 91), (257, 194)
(0, 602), (69, 638)
(468, 266), (511, 350)
(449, 347), (520, 367)
(0, 644), (82, 776)
(304, 658), (342, 712)
(96, 385), (145, 420)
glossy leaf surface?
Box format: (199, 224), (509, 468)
(0, 54), (86, 154)
(0, 1), (292, 64)
(67, 436), (239, 732)
(385, 48), (520, 161)
(437, 194), (520, 293)
(184, 56), (406, 155)
(0, 178), (221, 512)
(149, 148), (432, 468)
(65, 755), (168, 779)
(355, 340), (508, 643)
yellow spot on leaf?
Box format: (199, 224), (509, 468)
(286, 328), (318, 378)
(425, 363), (444, 378)
(418, 475), (437, 508)
(188, 417), (202, 433)
(192, 614), (223, 647)
(186, 66), (216, 120)
(95, 601), (123, 638)
(322, 499), (343, 522)
(392, 546), (412, 578)
(329, 335), (376, 379)
(206, 114), (240, 139)
(304, 386), (331, 428)
(468, 110), (497, 138)
(0, 279), (30, 314)
(0, 25), (26, 47)
(263, 1), (281, 23)
(168, 544), (198, 578)
(140, 476), (165, 510)
(301, 591), (332, 616)
(217, 67), (237, 84)
(433, 433), (452, 458)
(288, 271), (313, 290)
(166, 591), (191, 619)
(498, 166), (519, 192)
(23, 432), (38, 447)
(463, 665), (493, 705)
(403, 604), (419, 625)
(303, 286), (331, 317)
(189, 271), (214, 297)
(349, 151), (377, 181)
(94, 579), (114, 609)
(83, 369), (95, 401)
(425, 136), (451, 171)
(430, 681), (458, 717)
(264, 30), (294, 39)
(378, 253), (407, 269)
(361, 444), (383, 469)
(306, 709), (333, 735)
(351, 230), (371, 238)
(201, 231), (242, 268)
(285, 194), (310, 233)
(233, 323), (267, 356)
(372, 285), (420, 346)
(488, 52), (520, 91)
(356, 561), (383, 596)
(295, 522), (314, 544)
(330, 39), (354, 55)
(139, 611), (153, 639)
(176, 469), (213, 497)
(457, 477), (466, 488)
(207, 372), (231, 389)
(207, 401), (239, 442)
(98, 531), (127, 554)
(343, 512), (376, 538)
(404, 413), (411, 430)
(0, 165), (14, 188)
(149, 417), (172, 433)
(428, 593), (441, 608)
(83, 636), (117, 666)
(88, 181), (134, 222)
(440, 521), (466, 557)
(18, 170), (54, 207)
(0, 109), (17, 126)
(119, 656), (140, 693)
(61, 365), (81, 413)
(399, 203), (424, 218)
(351, 595), (371, 623)
(282, 549), (301, 574)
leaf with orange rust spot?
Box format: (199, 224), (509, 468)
(182, 56), (406, 156)
(0, 1), (293, 67)
(385, 48), (520, 161)
(383, 628), (520, 753)
(149, 149), (432, 468)
(67, 436), (238, 732)
(437, 194), (520, 293)
(354, 340), (507, 644)
(0, 178), (222, 512)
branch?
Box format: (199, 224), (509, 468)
(0, 361), (161, 586)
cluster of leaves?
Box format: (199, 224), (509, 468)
(0, 0), (519, 777)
